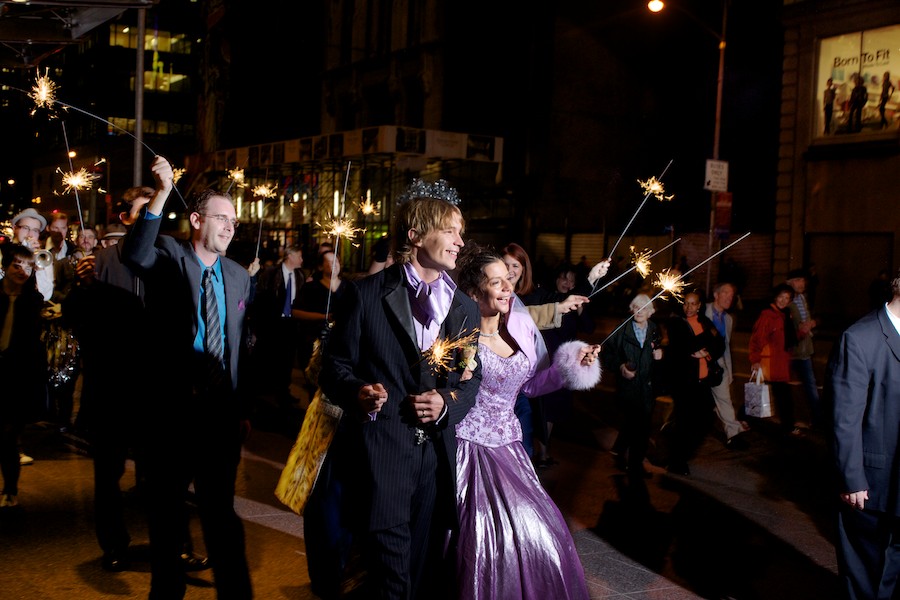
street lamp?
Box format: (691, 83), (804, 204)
(650, 0), (728, 296)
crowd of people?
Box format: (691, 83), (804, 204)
(0, 160), (887, 599)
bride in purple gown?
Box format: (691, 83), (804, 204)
(454, 246), (602, 599)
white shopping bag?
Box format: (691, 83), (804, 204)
(744, 369), (773, 418)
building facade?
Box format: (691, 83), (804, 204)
(781, 0), (900, 325)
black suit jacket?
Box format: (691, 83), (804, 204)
(251, 264), (304, 325)
(95, 242), (144, 301)
(830, 307), (900, 515)
(319, 263), (481, 531)
(123, 213), (251, 406)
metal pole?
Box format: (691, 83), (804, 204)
(706, 0), (727, 297)
(133, 8), (146, 186)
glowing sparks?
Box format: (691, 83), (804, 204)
(631, 246), (653, 278)
(228, 167), (246, 188)
(317, 216), (365, 241)
(424, 332), (478, 374)
(359, 198), (376, 216)
(252, 183), (277, 199)
(653, 268), (686, 303)
(638, 176), (674, 202)
(172, 167), (185, 185)
(57, 167), (93, 194)
(29, 69), (59, 115)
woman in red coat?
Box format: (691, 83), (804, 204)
(749, 283), (799, 436)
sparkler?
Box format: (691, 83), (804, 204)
(637, 176), (674, 202)
(321, 162), (355, 326)
(252, 182), (277, 199)
(359, 197), (376, 216)
(16, 76), (188, 208)
(608, 159), (674, 261)
(317, 216), (365, 242)
(588, 237), (681, 299)
(653, 268), (687, 303)
(29, 68), (60, 115)
(631, 246), (652, 278)
(227, 167), (246, 190)
(340, 162), (352, 217)
(57, 167), (93, 194)
(172, 167), (185, 185)
(423, 331), (479, 375)
(59, 122), (87, 244)
(597, 232), (751, 348)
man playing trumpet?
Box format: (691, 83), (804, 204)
(8, 208), (52, 301)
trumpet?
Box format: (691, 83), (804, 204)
(34, 249), (54, 270)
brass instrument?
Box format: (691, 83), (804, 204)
(34, 249), (53, 270)
(42, 321), (79, 388)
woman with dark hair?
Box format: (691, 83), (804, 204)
(749, 283), (800, 436)
(454, 243), (600, 598)
(664, 290), (725, 476)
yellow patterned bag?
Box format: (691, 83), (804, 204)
(275, 389), (343, 515)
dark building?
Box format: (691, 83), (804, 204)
(780, 0), (900, 326)
(0, 1), (203, 228)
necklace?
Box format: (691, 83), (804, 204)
(480, 330), (499, 338)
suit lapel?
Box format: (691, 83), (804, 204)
(878, 308), (900, 362)
(442, 291), (475, 341)
(382, 265), (421, 363)
(221, 259), (244, 345)
(182, 246), (203, 338)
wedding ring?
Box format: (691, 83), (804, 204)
(420, 409), (425, 418)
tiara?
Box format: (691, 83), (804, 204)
(396, 178), (461, 206)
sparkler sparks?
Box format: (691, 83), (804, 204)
(638, 176), (674, 202)
(317, 216), (365, 241)
(57, 167), (93, 194)
(29, 69), (59, 115)
(653, 268), (686, 303)
(630, 246), (653, 278)
(228, 167), (246, 188)
(252, 183), (277, 199)
(423, 332), (479, 374)
(172, 168), (185, 185)
(358, 198), (376, 216)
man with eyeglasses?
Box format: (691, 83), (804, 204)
(8, 208), (53, 301)
(65, 184), (211, 573)
(123, 156), (253, 600)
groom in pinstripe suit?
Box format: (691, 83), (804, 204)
(320, 182), (482, 598)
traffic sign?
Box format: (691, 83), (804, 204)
(704, 159), (728, 192)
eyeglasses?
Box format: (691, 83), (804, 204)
(200, 214), (240, 228)
(14, 224), (41, 235)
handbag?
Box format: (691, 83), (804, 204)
(706, 360), (724, 387)
(275, 389), (344, 516)
(743, 369), (773, 418)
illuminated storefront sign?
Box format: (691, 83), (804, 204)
(816, 25), (900, 137)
